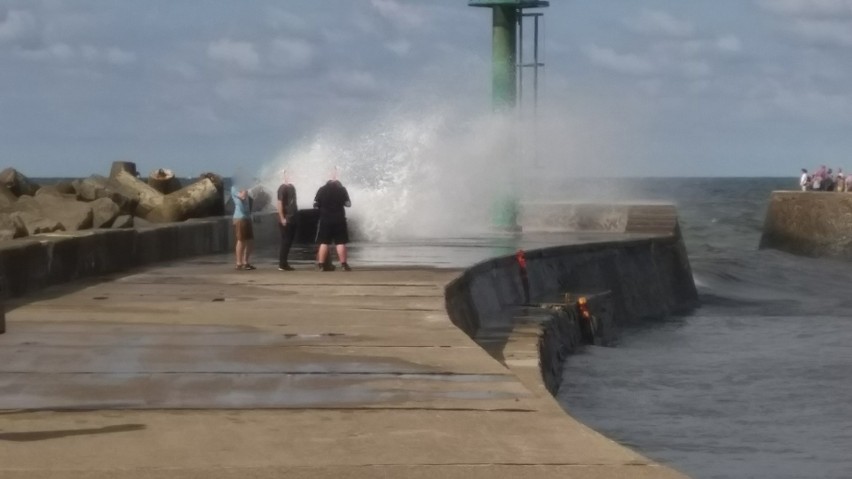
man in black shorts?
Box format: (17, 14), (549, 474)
(313, 179), (351, 271)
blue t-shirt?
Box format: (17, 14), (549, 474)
(231, 186), (251, 219)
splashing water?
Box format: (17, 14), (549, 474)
(260, 107), (523, 242)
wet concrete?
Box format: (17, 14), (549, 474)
(0, 252), (687, 478)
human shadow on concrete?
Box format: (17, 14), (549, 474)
(0, 423), (146, 442)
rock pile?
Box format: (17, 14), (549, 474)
(0, 161), (228, 241)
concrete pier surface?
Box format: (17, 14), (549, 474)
(0, 253), (686, 478)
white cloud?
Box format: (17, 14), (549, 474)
(328, 69), (380, 94)
(385, 39), (411, 56)
(105, 47), (136, 65)
(208, 39), (260, 72)
(269, 38), (315, 71)
(758, 0), (852, 18)
(215, 77), (256, 102)
(164, 60), (199, 80)
(0, 9), (37, 44)
(789, 18), (852, 46)
(370, 0), (425, 29)
(267, 9), (308, 33)
(583, 44), (655, 76)
(629, 10), (694, 37)
(44, 42), (72, 61)
(772, 86), (852, 119)
(681, 60), (712, 78)
(15, 42), (135, 66)
(716, 35), (743, 53)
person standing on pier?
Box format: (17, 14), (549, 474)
(313, 177), (352, 272)
(231, 185), (255, 270)
(277, 171), (298, 271)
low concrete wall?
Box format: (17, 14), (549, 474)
(760, 191), (852, 258)
(444, 231), (697, 395)
(0, 213), (279, 299)
(520, 202), (680, 235)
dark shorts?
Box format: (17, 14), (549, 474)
(316, 218), (348, 245)
(234, 218), (254, 241)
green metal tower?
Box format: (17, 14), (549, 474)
(469, 0), (549, 111)
(469, 0), (549, 231)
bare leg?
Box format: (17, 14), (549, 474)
(317, 243), (329, 265)
(336, 244), (347, 264)
(235, 240), (245, 267)
(245, 240), (254, 266)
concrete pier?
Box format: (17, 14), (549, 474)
(0, 202), (696, 478)
(760, 190), (852, 258)
(0, 254), (687, 478)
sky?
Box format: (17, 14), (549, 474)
(2, 0), (852, 178)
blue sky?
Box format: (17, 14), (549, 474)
(2, 0), (851, 178)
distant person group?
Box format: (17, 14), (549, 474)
(231, 171), (352, 272)
(799, 165), (852, 192)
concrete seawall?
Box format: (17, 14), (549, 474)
(0, 213), (279, 299)
(445, 227), (697, 395)
(0, 213), (279, 333)
(760, 190), (852, 258)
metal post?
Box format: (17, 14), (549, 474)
(518, 11), (524, 112)
(492, 6), (517, 110)
(533, 13), (540, 116)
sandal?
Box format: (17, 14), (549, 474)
(235, 264), (244, 270)
(243, 264), (256, 270)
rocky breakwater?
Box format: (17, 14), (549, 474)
(0, 162), (232, 240)
(0, 162), (278, 319)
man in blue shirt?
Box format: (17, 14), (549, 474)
(231, 185), (255, 270)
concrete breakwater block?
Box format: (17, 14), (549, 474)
(147, 178), (221, 223)
(147, 168), (182, 195)
(0, 168), (40, 197)
(760, 191), (852, 258)
(519, 202), (679, 235)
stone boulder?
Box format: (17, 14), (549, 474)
(133, 216), (152, 228)
(35, 185), (77, 200)
(148, 168), (183, 195)
(0, 213), (26, 240)
(110, 161), (139, 179)
(0, 187), (17, 209)
(0, 168), (40, 197)
(53, 181), (77, 195)
(199, 172), (225, 216)
(110, 169), (163, 219)
(72, 175), (139, 216)
(10, 211), (63, 236)
(90, 197), (121, 228)
(111, 215), (134, 228)
(146, 178), (220, 222)
(31, 195), (94, 231)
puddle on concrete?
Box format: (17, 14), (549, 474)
(0, 424), (146, 442)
